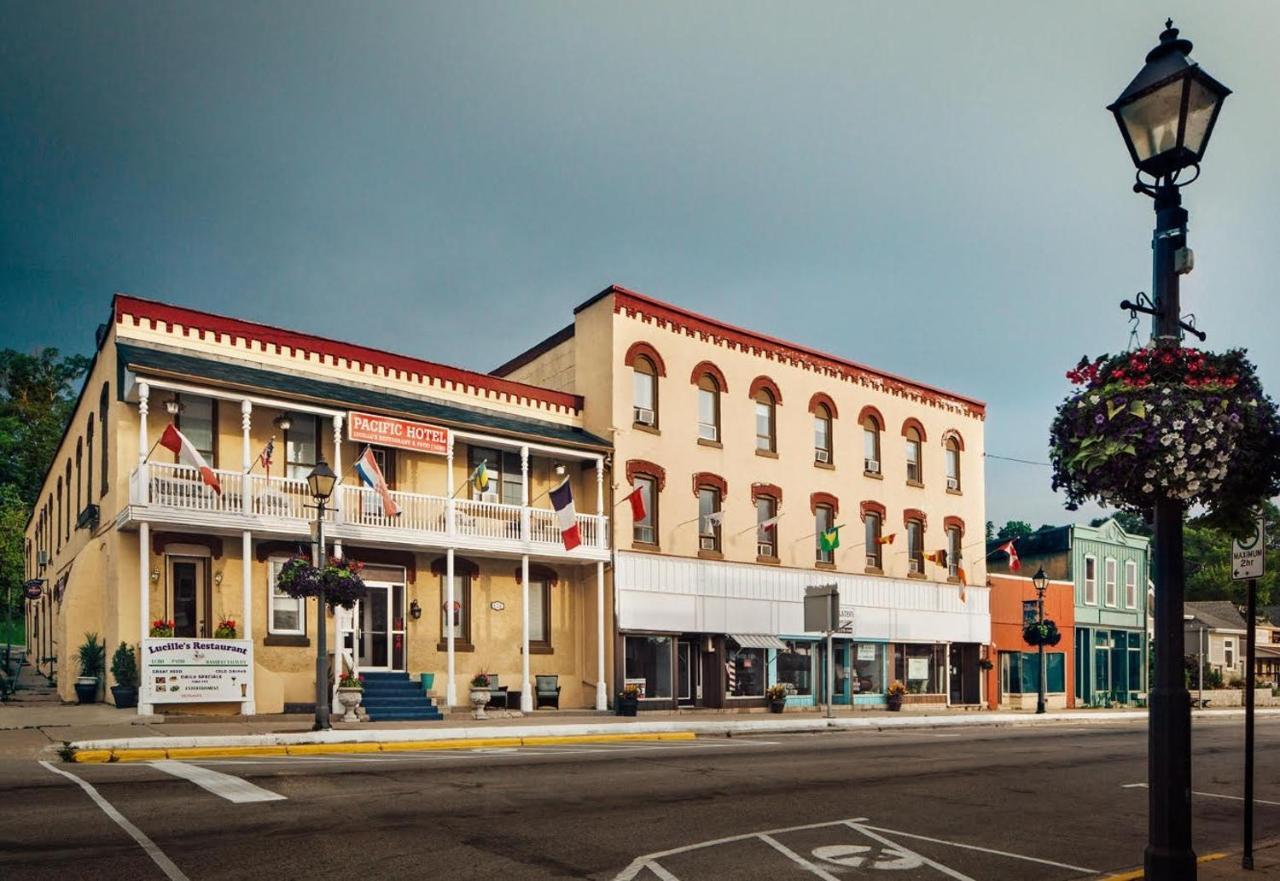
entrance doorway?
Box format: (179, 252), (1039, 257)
(169, 556), (208, 638)
(948, 644), (981, 705)
(358, 578), (406, 671)
(677, 639), (701, 705)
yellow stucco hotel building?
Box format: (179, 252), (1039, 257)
(27, 285), (989, 715)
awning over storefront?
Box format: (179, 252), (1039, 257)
(728, 634), (788, 651)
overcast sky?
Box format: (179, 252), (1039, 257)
(3, 2), (1277, 527)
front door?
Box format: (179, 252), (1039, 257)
(170, 557), (207, 638)
(677, 639), (700, 705)
(358, 582), (406, 671)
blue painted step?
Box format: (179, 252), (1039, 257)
(355, 671), (442, 722)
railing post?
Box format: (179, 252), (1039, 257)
(332, 414), (344, 525)
(137, 382), (151, 505)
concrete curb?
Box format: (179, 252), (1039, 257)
(64, 707), (1280, 758)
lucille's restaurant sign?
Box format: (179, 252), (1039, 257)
(348, 411), (450, 455)
(142, 638), (254, 704)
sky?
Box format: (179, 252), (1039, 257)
(3, 2), (1278, 528)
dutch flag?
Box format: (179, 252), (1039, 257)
(354, 447), (400, 518)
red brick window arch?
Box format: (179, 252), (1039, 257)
(811, 492), (839, 517)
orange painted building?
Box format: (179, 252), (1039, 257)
(986, 573), (1075, 710)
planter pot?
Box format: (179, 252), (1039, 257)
(420, 673), (435, 694)
(886, 694), (904, 712)
(470, 688), (491, 720)
(616, 696), (639, 717)
(336, 687), (363, 722)
(74, 677), (98, 705)
(768, 700), (786, 714)
(110, 685), (138, 709)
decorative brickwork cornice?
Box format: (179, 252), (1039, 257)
(626, 459), (667, 492)
(901, 417), (928, 441)
(752, 483), (783, 504)
(860, 500), (886, 521)
(944, 515), (966, 536)
(810, 492), (839, 516)
(692, 471), (728, 498)
(808, 392), (838, 418)
(624, 341), (667, 377)
(748, 375), (782, 404)
(689, 360), (728, 392)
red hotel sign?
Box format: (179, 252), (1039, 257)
(347, 411), (449, 455)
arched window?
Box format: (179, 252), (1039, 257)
(905, 427), (923, 485)
(862, 413), (882, 474)
(75, 440), (83, 523)
(85, 420), (94, 510)
(755, 492), (778, 559)
(906, 516), (925, 575)
(813, 403), (833, 464)
(946, 524), (962, 580)
(697, 374), (721, 443)
(945, 435), (962, 492)
(64, 460), (71, 540)
(99, 383), (110, 497)
(696, 479), (724, 553)
(632, 356), (659, 429)
(754, 388), (776, 453)
(56, 477), (63, 552)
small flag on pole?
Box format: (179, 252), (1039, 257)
(354, 447), (400, 518)
(958, 567), (968, 602)
(758, 515), (780, 532)
(626, 485), (646, 522)
(819, 525), (841, 552)
(158, 424), (221, 494)
(924, 549), (949, 567)
(258, 438), (274, 479)
(549, 477), (581, 551)
(877, 533), (896, 545)
(471, 461), (489, 494)
(996, 540), (1021, 572)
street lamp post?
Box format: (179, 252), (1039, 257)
(1032, 567), (1049, 715)
(1107, 21), (1231, 881)
(306, 457), (338, 732)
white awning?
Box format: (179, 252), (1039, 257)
(728, 634), (788, 651)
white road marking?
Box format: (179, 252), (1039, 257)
(758, 834), (842, 880)
(150, 760), (286, 803)
(1122, 782), (1280, 807)
(856, 823), (1097, 873)
(39, 760), (192, 881)
(846, 823), (976, 881)
(640, 861), (682, 881)
(931, 734), (962, 738)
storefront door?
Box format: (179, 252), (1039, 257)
(677, 639), (700, 705)
(169, 557), (207, 638)
(358, 582), (406, 671)
(948, 644), (981, 705)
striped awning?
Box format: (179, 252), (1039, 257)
(728, 634), (788, 651)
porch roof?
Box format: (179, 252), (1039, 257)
(117, 343), (610, 451)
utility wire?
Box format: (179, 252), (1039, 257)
(985, 453), (1052, 467)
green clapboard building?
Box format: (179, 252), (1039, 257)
(988, 518), (1150, 706)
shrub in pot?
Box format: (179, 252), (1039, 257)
(110, 642), (139, 708)
(766, 683), (789, 713)
(616, 682), (641, 716)
(75, 632), (105, 704)
(886, 679), (907, 711)
(469, 671), (492, 719)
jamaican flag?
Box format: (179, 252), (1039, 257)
(819, 525), (841, 552)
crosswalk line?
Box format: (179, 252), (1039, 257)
(150, 760), (286, 803)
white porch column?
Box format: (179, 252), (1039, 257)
(137, 521), (153, 716)
(446, 433), (456, 537)
(137, 382), (150, 464)
(446, 548), (456, 707)
(521, 553), (532, 711)
(596, 456), (605, 549)
(241, 529), (255, 715)
(331, 414), (344, 523)
(520, 445), (530, 544)
(241, 400), (252, 515)
(596, 561), (607, 710)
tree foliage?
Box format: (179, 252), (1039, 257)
(995, 520), (1033, 541)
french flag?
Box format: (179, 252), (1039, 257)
(354, 447), (399, 518)
(549, 477), (581, 551)
(158, 424), (221, 495)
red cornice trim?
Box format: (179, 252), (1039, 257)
(860, 500), (886, 521)
(692, 471), (728, 499)
(810, 491), (839, 516)
(944, 515), (966, 536)
(606, 285), (985, 417)
(901, 417), (928, 441)
(689, 360), (728, 392)
(808, 392), (838, 418)
(904, 508), (928, 529)
(857, 405), (884, 428)
(514, 563), (560, 586)
(430, 556), (480, 578)
(752, 482), (783, 505)
(625, 459), (667, 492)
(942, 429), (965, 451)
(114, 293), (584, 413)
(624, 341), (667, 377)
(748, 375), (782, 404)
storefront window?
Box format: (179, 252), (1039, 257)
(893, 643), (945, 694)
(775, 642), (813, 696)
(852, 642), (885, 694)
(727, 641), (766, 697)
(1006, 652), (1066, 693)
(624, 636), (672, 699)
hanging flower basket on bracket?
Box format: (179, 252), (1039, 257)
(1050, 347), (1280, 536)
(1024, 620), (1063, 647)
(275, 555), (368, 609)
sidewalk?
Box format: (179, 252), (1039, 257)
(1104, 839), (1280, 879)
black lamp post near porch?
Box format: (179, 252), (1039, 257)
(1032, 567), (1049, 715)
(306, 457), (338, 731)
(1107, 20), (1230, 881)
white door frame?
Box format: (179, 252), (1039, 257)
(168, 555), (208, 638)
(358, 580), (406, 672)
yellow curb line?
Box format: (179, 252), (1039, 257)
(70, 731), (698, 762)
(1102, 852), (1228, 880)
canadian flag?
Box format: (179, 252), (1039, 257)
(158, 424), (221, 495)
(996, 540), (1021, 572)
(549, 477), (581, 551)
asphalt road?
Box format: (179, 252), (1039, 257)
(4, 717), (1278, 881)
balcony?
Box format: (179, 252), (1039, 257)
(128, 461), (609, 562)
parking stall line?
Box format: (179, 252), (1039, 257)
(758, 834), (842, 880)
(150, 760), (286, 803)
(844, 823), (977, 881)
(855, 823), (1097, 874)
(1121, 782), (1280, 807)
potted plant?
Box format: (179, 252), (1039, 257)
(110, 642), (139, 708)
(886, 680), (906, 712)
(469, 671), (492, 720)
(978, 657), (995, 672)
(214, 616), (237, 639)
(1023, 619), (1063, 647)
(766, 683), (789, 713)
(335, 669), (364, 722)
(75, 632), (105, 704)
(616, 682), (641, 716)
(149, 618), (175, 637)
(276, 555), (368, 610)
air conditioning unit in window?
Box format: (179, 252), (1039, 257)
(37, 550), (49, 567)
(815, 449), (830, 464)
(947, 477), (959, 491)
(909, 558), (922, 574)
(634, 407), (655, 426)
(699, 536), (717, 551)
(864, 459), (880, 474)
(479, 491), (499, 504)
(865, 555), (879, 569)
(757, 542), (775, 557)
(948, 563), (959, 578)
(699, 424), (718, 442)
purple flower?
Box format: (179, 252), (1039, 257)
(1094, 413), (1106, 425)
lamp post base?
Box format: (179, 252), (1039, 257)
(1144, 846), (1197, 881)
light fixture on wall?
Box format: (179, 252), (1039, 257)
(554, 463), (567, 477)
(409, 599), (422, 621)
(150, 568), (160, 583)
(213, 571), (223, 586)
(163, 396), (183, 416)
(273, 412), (294, 432)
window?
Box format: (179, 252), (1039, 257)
(529, 578), (551, 647)
(864, 512), (883, 569)
(905, 428), (923, 484)
(906, 519), (924, 574)
(1124, 560), (1138, 608)
(698, 486), (722, 552)
(754, 389), (776, 453)
(726, 640), (766, 697)
(99, 383), (109, 497)
(285, 414), (319, 480)
(894, 643), (946, 694)
(440, 573), (472, 644)
(85, 421), (94, 509)
(175, 395), (216, 467)
(75, 440), (82, 520)
(852, 642), (885, 695)
(624, 635), (672, 699)
(946, 526), (962, 579)
(756, 495), (777, 558)
(469, 446), (523, 505)
(1105, 559), (1118, 607)
(863, 415), (882, 473)
(697, 375), (721, 442)
(775, 642), (813, 697)
(1084, 556), (1098, 605)
(632, 474), (658, 545)
(56, 478), (62, 552)
(1224, 639), (1235, 669)
(815, 504), (834, 564)
(632, 356), (658, 428)
(1003, 652), (1067, 694)
(64, 460), (71, 540)
(268, 559), (305, 635)
(814, 404), (832, 464)
(945, 438), (961, 491)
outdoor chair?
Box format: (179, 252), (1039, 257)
(487, 674), (511, 709)
(535, 674), (561, 709)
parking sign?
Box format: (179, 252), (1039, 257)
(1232, 517), (1266, 581)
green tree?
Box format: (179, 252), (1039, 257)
(1183, 501), (1278, 608)
(995, 520), (1033, 541)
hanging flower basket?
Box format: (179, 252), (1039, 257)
(274, 555), (367, 609)
(1023, 620), (1063, 647)
(1050, 347), (1280, 534)
(149, 619), (175, 638)
(214, 616), (237, 639)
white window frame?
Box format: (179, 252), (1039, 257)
(1124, 560), (1138, 608)
(1083, 555), (1098, 605)
(1104, 558), (1118, 607)
(267, 556), (306, 636)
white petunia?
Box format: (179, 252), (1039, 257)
(1142, 483), (1154, 493)
(1189, 444), (1201, 455)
